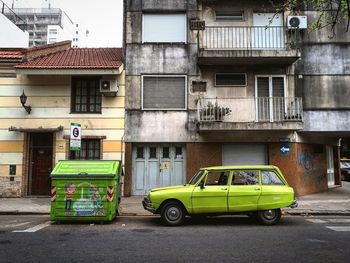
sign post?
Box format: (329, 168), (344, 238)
(70, 123), (81, 151)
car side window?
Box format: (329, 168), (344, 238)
(205, 171), (229, 186)
(231, 170), (259, 185)
(262, 170), (285, 185)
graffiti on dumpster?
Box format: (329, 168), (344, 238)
(73, 183), (105, 216)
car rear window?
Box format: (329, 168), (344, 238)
(231, 170), (259, 185)
(262, 170), (285, 185)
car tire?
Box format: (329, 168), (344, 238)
(161, 201), (186, 226)
(256, 209), (281, 225)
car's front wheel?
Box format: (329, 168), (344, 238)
(160, 201), (185, 226)
(256, 209), (281, 225)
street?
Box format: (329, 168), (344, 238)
(0, 215), (349, 263)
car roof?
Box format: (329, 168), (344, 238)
(201, 165), (279, 170)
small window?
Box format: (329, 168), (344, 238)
(262, 170), (284, 185)
(70, 139), (100, 160)
(205, 171), (229, 186)
(136, 147), (144, 159)
(49, 29), (57, 35)
(162, 147), (170, 159)
(143, 14), (186, 43)
(149, 147), (157, 159)
(216, 11), (244, 21)
(215, 73), (247, 86)
(71, 77), (102, 113)
(142, 76), (186, 110)
(232, 171), (259, 185)
(175, 147), (183, 159)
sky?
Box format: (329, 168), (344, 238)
(3, 0), (123, 47)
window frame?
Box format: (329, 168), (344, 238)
(231, 170), (260, 186)
(141, 75), (187, 110)
(261, 169), (287, 186)
(215, 73), (247, 87)
(71, 76), (102, 114)
(215, 11), (245, 21)
(204, 170), (230, 186)
(142, 13), (187, 43)
(69, 139), (101, 160)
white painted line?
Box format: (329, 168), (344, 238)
(13, 221), (51, 233)
(328, 219), (350, 223)
(326, 226), (350, 232)
(306, 219), (327, 224)
(4, 222), (31, 228)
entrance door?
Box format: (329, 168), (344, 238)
(253, 13), (284, 49)
(133, 145), (186, 195)
(256, 76), (286, 121)
(326, 145), (335, 186)
(29, 133), (53, 195)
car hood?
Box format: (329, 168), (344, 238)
(150, 184), (192, 193)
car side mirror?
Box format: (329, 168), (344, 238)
(198, 181), (205, 189)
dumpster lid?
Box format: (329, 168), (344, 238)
(51, 160), (120, 177)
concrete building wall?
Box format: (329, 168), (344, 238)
(0, 13), (29, 48)
(0, 66), (125, 197)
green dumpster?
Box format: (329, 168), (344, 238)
(50, 160), (122, 222)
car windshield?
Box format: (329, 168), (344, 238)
(340, 161), (350, 169)
(188, 170), (204, 185)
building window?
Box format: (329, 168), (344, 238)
(48, 38), (57, 44)
(70, 139), (101, 160)
(216, 11), (244, 21)
(71, 77), (102, 113)
(49, 29), (57, 35)
(215, 73), (247, 86)
(142, 75), (186, 110)
(142, 14), (186, 43)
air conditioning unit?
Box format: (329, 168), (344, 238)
(100, 79), (118, 96)
(287, 16), (307, 29)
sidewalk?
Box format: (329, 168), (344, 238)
(0, 182), (349, 216)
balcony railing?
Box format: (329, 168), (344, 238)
(200, 26), (287, 50)
(197, 97), (303, 123)
(1, 0), (27, 32)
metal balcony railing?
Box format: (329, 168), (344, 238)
(1, 0), (27, 32)
(197, 97), (303, 122)
(200, 26), (287, 50)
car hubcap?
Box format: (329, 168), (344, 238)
(166, 206), (181, 221)
(263, 210), (276, 220)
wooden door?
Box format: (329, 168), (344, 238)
(30, 133), (53, 195)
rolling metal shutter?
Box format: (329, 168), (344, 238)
(143, 76), (186, 109)
(222, 144), (267, 165)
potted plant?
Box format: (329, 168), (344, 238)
(201, 100), (231, 121)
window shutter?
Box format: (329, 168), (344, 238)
(143, 76), (186, 109)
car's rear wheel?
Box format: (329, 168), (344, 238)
(161, 201), (185, 226)
(257, 209), (281, 225)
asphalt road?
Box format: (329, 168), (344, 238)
(0, 215), (350, 263)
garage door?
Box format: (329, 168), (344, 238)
(222, 144), (267, 165)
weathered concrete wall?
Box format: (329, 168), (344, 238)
(303, 111), (350, 131)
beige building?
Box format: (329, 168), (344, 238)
(0, 41), (125, 197)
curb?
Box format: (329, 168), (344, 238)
(284, 210), (350, 216)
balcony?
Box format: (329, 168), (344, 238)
(197, 26), (300, 65)
(197, 97), (303, 131)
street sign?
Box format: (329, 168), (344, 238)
(280, 144), (290, 155)
(70, 123), (81, 151)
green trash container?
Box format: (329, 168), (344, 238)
(50, 160), (122, 222)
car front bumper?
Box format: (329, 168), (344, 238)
(142, 197), (156, 213)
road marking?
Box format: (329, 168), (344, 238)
(4, 222), (31, 228)
(12, 221), (51, 233)
(326, 226), (350, 232)
(306, 219), (327, 223)
(327, 219), (350, 223)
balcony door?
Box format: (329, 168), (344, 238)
(255, 76), (286, 122)
(253, 13), (284, 49)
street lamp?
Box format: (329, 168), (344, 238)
(20, 90), (31, 114)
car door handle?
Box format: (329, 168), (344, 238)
(221, 188), (228, 190)
(254, 187), (261, 191)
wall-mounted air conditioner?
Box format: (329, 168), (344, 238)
(287, 16), (307, 29)
(100, 79), (118, 96)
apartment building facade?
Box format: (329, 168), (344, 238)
(124, 0), (345, 197)
(0, 41), (125, 197)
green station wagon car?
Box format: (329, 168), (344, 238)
(142, 165), (297, 226)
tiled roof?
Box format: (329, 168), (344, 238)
(16, 48), (123, 69)
(0, 51), (24, 59)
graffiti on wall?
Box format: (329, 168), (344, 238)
(298, 151), (314, 170)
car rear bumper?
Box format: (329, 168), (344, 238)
(142, 197), (156, 213)
(289, 199), (298, 209)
